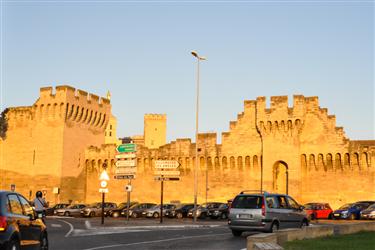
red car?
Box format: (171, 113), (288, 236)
(304, 203), (333, 220)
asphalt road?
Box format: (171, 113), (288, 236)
(45, 216), (250, 250)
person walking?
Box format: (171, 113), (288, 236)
(34, 190), (48, 221)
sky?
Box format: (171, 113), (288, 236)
(1, 0), (374, 143)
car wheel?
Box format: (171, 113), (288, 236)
(132, 212), (138, 218)
(176, 212), (183, 219)
(221, 213), (227, 219)
(300, 219), (309, 228)
(350, 213), (356, 220)
(153, 212), (160, 218)
(6, 238), (20, 250)
(40, 233), (49, 250)
(269, 221), (279, 233)
(90, 212), (95, 217)
(328, 213), (333, 220)
(113, 212), (119, 218)
(231, 229), (242, 237)
(64, 211), (70, 217)
(310, 213), (315, 220)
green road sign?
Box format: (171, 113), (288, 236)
(116, 144), (137, 153)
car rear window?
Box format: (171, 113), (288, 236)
(232, 195), (263, 209)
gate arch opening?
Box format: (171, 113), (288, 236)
(273, 161), (289, 194)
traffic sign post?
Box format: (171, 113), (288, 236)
(114, 144), (138, 223)
(153, 160), (181, 224)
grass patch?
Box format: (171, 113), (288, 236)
(283, 231), (375, 250)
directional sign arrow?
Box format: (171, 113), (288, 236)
(116, 169), (137, 175)
(155, 160), (180, 169)
(154, 170), (180, 176)
(115, 160), (136, 167)
(115, 153), (136, 159)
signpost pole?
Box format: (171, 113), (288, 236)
(160, 179), (164, 224)
(101, 192), (105, 225)
(127, 179), (131, 222)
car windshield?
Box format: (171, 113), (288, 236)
(117, 203), (128, 209)
(219, 204), (228, 209)
(232, 195), (263, 209)
(338, 204), (352, 210)
(89, 203), (100, 207)
(67, 205), (78, 209)
(304, 204), (317, 209)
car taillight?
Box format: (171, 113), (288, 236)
(261, 197), (265, 216)
(0, 216), (7, 232)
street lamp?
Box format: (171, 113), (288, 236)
(99, 163), (109, 225)
(191, 50), (206, 223)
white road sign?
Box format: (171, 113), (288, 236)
(99, 188), (108, 193)
(114, 175), (135, 180)
(115, 168), (137, 175)
(154, 170), (180, 176)
(115, 160), (136, 167)
(155, 160), (180, 169)
(115, 153), (136, 159)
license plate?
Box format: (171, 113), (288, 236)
(334, 213), (340, 216)
(239, 214), (252, 219)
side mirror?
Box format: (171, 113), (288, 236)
(28, 209), (37, 220)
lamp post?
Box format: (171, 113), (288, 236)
(191, 50), (206, 223)
(99, 163), (109, 225)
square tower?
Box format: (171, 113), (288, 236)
(144, 114), (167, 149)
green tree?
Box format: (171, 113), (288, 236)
(0, 108), (9, 140)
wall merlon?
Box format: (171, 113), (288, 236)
(305, 96), (319, 111)
(40, 87), (53, 99)
(230, 121), (237, 130)
(100, 98), (110, 105)
(89, 94), (99, 103)
(77, 90), (88, 98)
(270, 95), (288, 110)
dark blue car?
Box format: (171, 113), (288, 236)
(333, 202), (370, 220)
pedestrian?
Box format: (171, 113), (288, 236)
(34, 190), (48, 221)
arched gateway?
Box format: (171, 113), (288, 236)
(273, 161), (289, 194)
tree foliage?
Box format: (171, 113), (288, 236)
(0, 108), (9, 140)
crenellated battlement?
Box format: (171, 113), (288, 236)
(144, 114), (167, 120)
(31, 85), (112, 130)
(221, 95), (348, 144)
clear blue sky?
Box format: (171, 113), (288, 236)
(1, 1), (374, 142)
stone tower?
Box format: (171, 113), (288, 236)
(0, 85), (111, 202)
(143, 114), (166, 149)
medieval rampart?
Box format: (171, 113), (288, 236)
(0, 85), (111, 202)
(84, 95), (374, 209)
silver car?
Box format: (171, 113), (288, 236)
(228, 191), (309, 236)
(145, 204), (176, 218)
(55, 204), (87, 216)
(360, 203), (375, 219)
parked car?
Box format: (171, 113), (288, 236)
(360, 203), (375, 220)
(165, 203), (195, 219)
(304, 203), (333, 220)
(188, 202), (224, 219)
(332, 202), (371, 220)
(228, 191), (309, 236)
(0, 190), (49, 249)
(145, 204), (176, 218)
(208, 203), (229, 219)
(54, 204), (87, 217)
(80, 202), (117, 217)
(45, 203), (70, 216)
(128, 203), (156, 218)
(106, 202), (138, 218)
